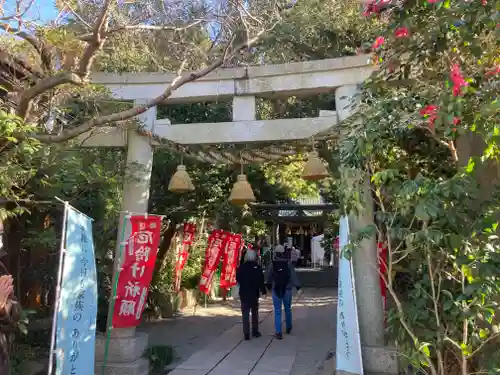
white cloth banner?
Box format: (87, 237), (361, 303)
(55, 205), (98, 375)
(311, 234), (325, 267)
(336, 216), (364, 374)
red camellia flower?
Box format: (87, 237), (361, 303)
(420, 105), (438, 129)
(420, 105), (438, 116)
(363, 0), (391, 16)
(453, 117), (461, 126)
(394, 27), (409, 38)
(486, 66), (500, 77)
(373, 36), (385, 49)
(427, 0), (441, 3)
(450, 64), (468, 96)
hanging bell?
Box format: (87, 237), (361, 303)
(301, 151), (329, 181)
(298, 226), (304, 235)
(168, 165), (195, 193)
(286, 226), (292, 235)
(229, 174), (256, 206)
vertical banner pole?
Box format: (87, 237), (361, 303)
(47, 201), (69, 375)
(101, 214), (129, 375)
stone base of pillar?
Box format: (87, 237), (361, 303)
(94, 357), (149, 375)
(333, 346), (398, 375)
(361, 345), (399, 375)
(94, 332), (149, 375)
(335, 371), (360, 375)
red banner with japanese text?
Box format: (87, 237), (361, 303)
(220, 233), (242, 289)
(199, 230), (227, 295)
(112, 215), (163, 328)
(174, 222), (197, 291)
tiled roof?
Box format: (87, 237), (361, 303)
(278, 196), (326, 217)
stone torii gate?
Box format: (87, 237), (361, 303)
(86, 55), (397, 375)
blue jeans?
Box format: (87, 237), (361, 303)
(272, 289), (292, 334)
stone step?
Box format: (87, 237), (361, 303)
(295, 267), (338, 288)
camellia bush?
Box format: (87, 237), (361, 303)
(339, 0), (499, 374)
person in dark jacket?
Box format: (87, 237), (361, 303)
(236, 250), (267, 340)
(266, 245), (301, 340)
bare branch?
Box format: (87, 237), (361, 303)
(0, 0), (35, 21)
(17, 72), (83, 117)
(12, 0), (113, 119)
(77, 20), (204, 42)
(468, 332), (500, 359)
(33, 28), (271, 143)
(0, 22), (53, 70)
(77, 0), (113, 79)
(60, 1), (92, 30)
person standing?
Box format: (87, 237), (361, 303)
(0, 261), (20, 375)
(266, 245), (301, 340)
(290, 246), (301, 267)
(236, 250), (267, 340)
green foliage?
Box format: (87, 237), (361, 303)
(339, 1), (500, 374)
(261, 155), (321, 200)
(144, 345), (175, 373)
(257, 0), (383, 63)
(1, 0), (378, 363)
(0, 111), (42, 218)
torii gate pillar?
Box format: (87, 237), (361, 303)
(95, 101), (156, 375)
(336, 85), (399, 374)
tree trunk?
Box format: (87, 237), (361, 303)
(456, 133), (500, 202)
(155, 219), (178, 272)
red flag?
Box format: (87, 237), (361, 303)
(199, 230), (228, 295)
(112, 215), (162, 328)
(220, 233), (242, 289)
(174, 222), (197, 291)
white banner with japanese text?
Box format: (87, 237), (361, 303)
(336, 216), (364, 375)
(55, 205), (98, 375)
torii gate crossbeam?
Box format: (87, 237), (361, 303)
(90, 55), (398, 375)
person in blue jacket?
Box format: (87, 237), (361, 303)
(266, 245), (301, 339)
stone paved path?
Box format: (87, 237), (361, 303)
(140, 299), (261, 369)
(290, 289), (337, 375)
(144, 289), (337, 375)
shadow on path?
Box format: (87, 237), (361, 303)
(140, 289), (338, 375)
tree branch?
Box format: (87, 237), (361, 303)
(467, 332), (500, 359)
(33, 28), (271, 143)
(0, 0), (35, 21)
(59, 0), (92, 30)
(13, 0), (113, 119)
(17, 72), (83, 117)
(77, 20), (204, 42)
(0, 23), (53, 71)
(77, 0), (113, 79)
